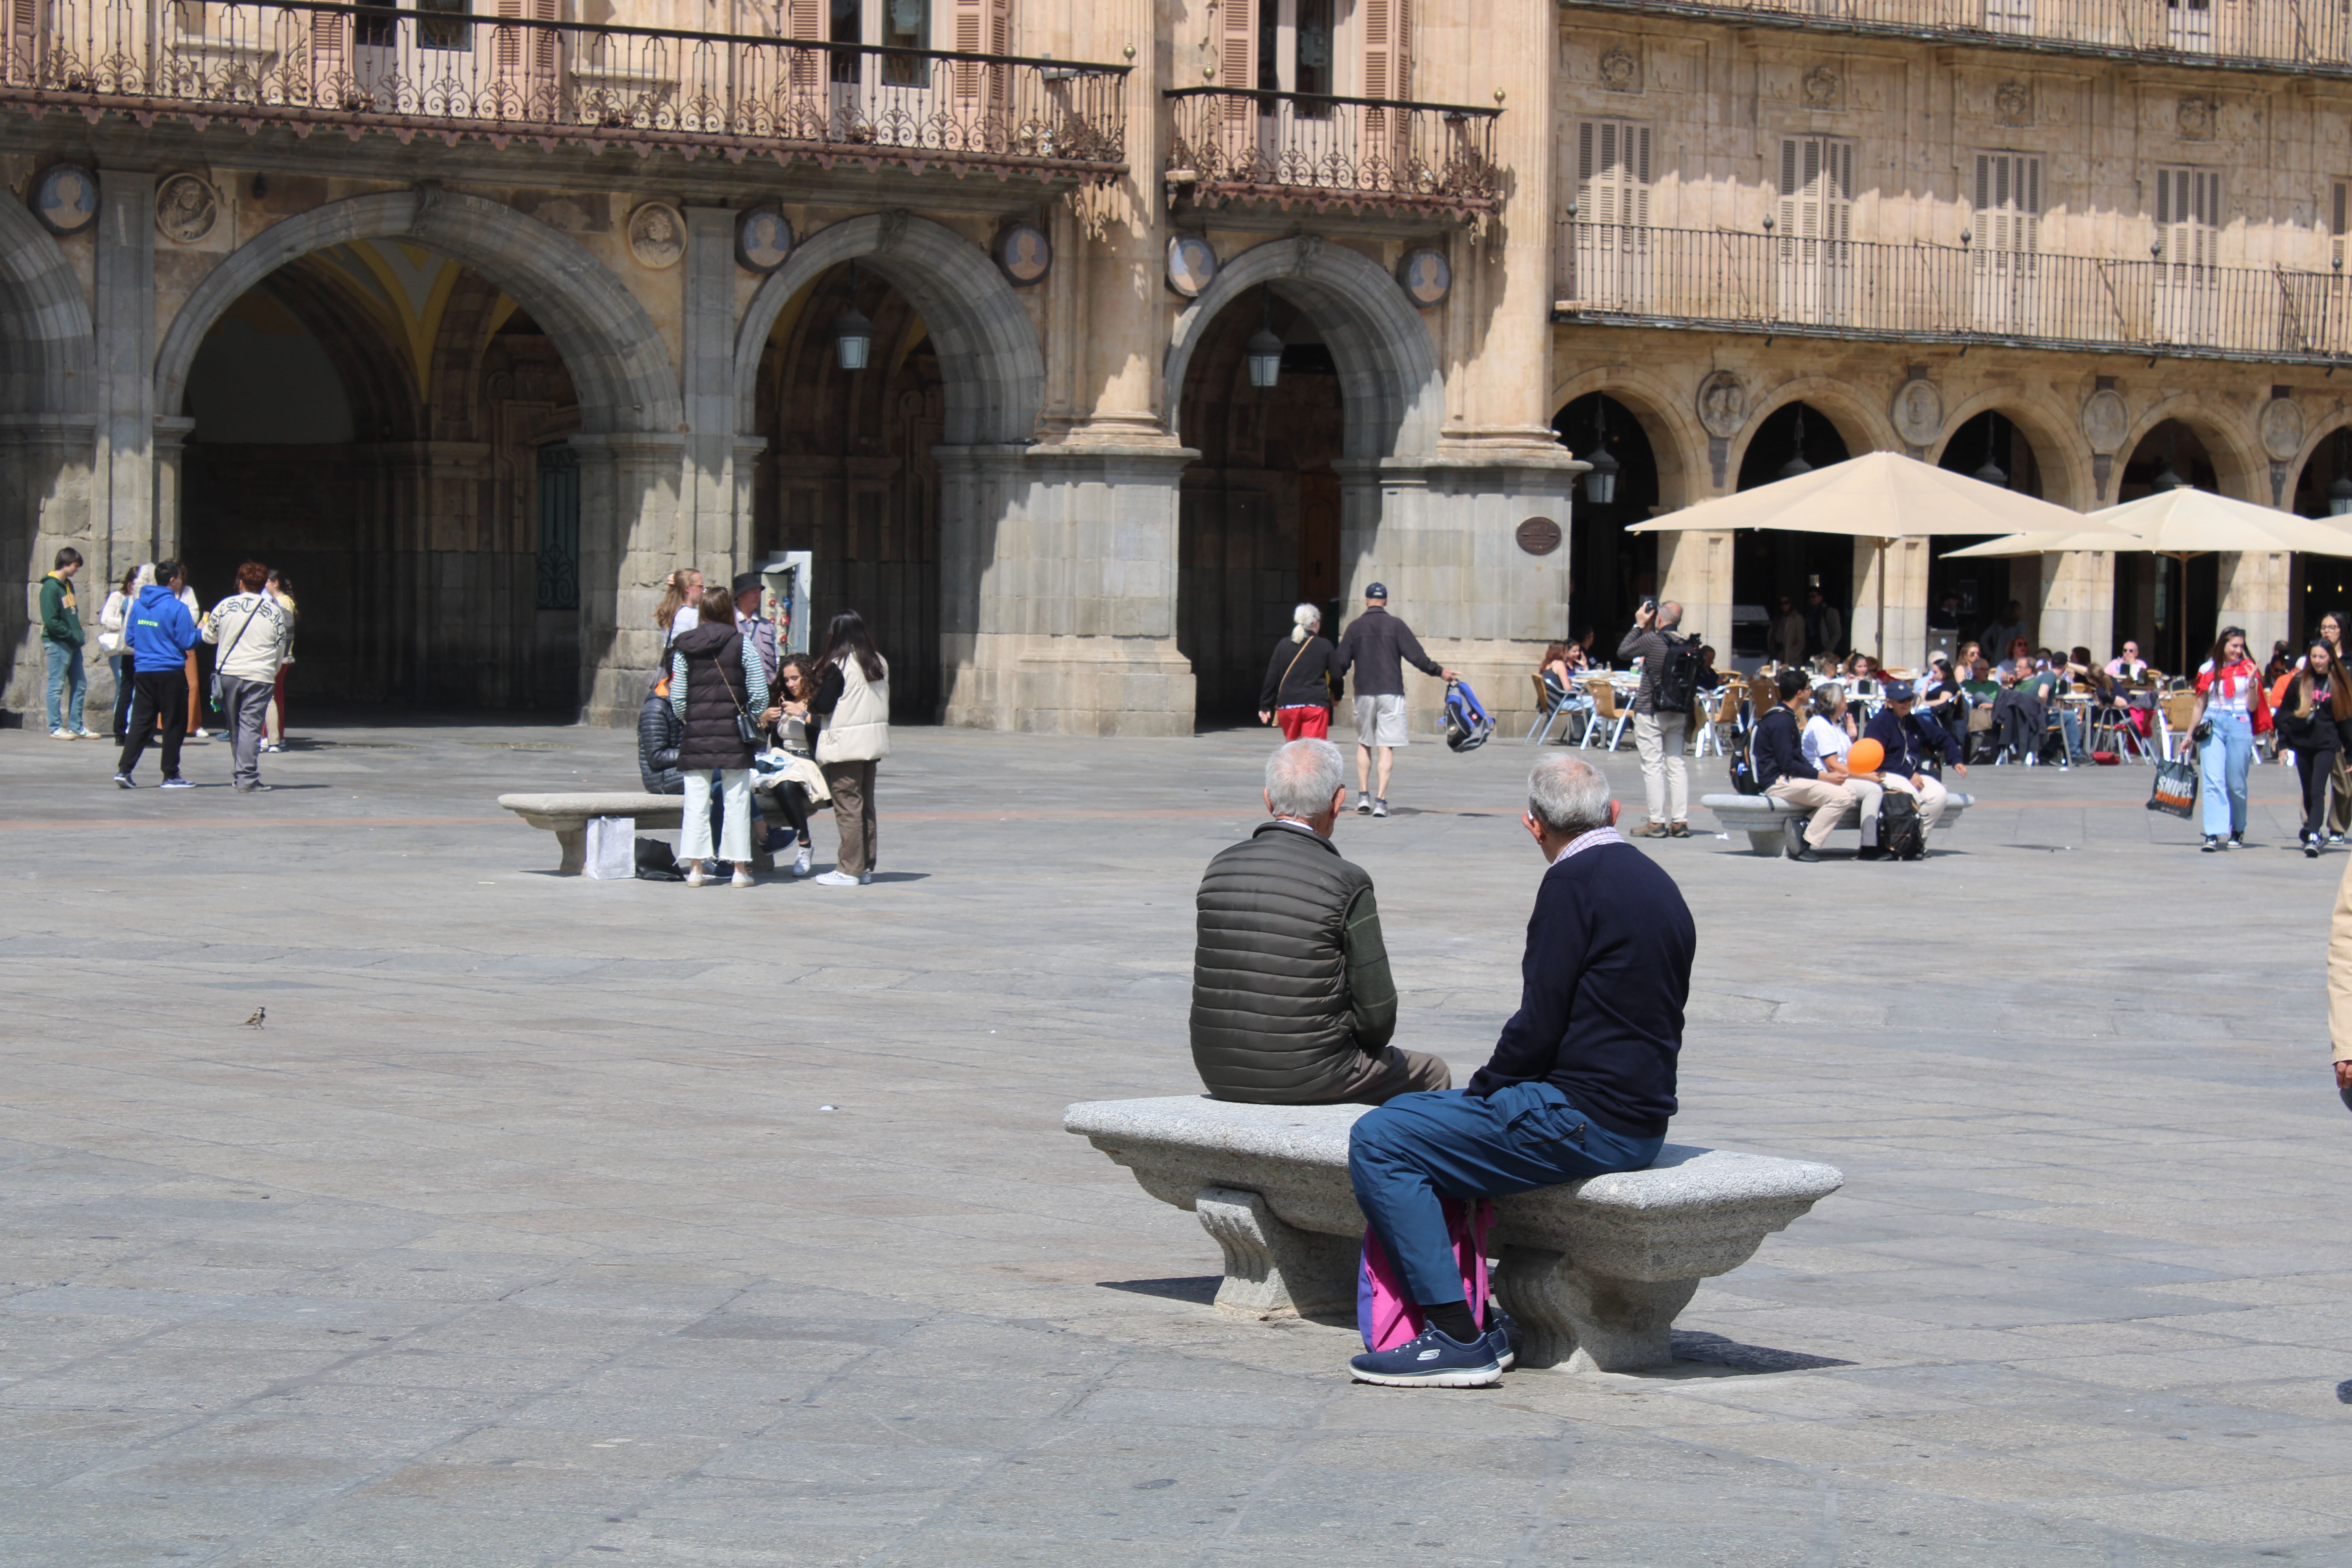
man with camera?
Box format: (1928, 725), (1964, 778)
(1616, 599), (1692, 838)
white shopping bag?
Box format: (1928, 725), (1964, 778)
(582, 815), (633, 880)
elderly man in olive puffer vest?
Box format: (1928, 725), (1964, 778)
(1190, 739), (1453, 1104)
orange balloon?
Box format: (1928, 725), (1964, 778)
(1846, 739), (1886, 774)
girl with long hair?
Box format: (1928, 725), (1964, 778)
(809, 609), (890, 887)
(2190, 625), (2270, 852)
(655, 568), (704, 647)
(2279, 640), (2352, 856)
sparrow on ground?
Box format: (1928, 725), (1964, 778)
(243, 1007), (265, 1029)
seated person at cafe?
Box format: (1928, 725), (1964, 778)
(2107, 641), (2152, 683)
(1861, 681), (1966, 846)
(1755, 669), (1857, 864)
(1190, 738), (1450, 1105)
(1991, 650), (2077, 760)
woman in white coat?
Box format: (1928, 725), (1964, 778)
(808, 610), (890, 887)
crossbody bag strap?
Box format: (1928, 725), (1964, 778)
(1275, 637), (1315, 702)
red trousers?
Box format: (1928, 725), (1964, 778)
(1275, 706), (1330, 740)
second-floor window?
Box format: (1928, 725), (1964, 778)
(2155, 165), (2221, 271)
(1575, 119), (1650, 230)
(1777, 135), (1853, 246)
(2330, 180), (2348, 270)
(1973, 151), (2041, 254)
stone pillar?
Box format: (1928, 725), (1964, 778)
(93, 169), (158, 571)
(2220, 550), (2290, 662)
(0, 412), (99, 720)
(1659, 530), (1734, 664)
(1340, 451), (1583, 733)
(938, 442), (1196, 735)
(2038, 549), (2119, 661)
(149, 417), (194, 566)
(572, 432), (686, 726)
(1849, 536), (1930, 668)
(681, 205), (741, 579)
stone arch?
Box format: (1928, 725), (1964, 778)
(2277, 407), (2352, 505)
(1548, 364), (1704, 510)
(733, 213), (1043, 448)
(2112, 394), (2263, 503)
(156, 189), (679, 437)
(1731, 376), (1900, 479)
(1929, 388), (2093, 513)
(1166, 238), (1442, 462)
(0, 197), (94, 417)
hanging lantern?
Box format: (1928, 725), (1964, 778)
(2329, 474), (2352, 517)
(1245, 326), (1283, 389)
(833, 262), (873, 372)
(1779, 408), (1813, 480)
(1583, 399), (1619, 504)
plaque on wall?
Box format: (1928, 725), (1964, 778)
(1515, 517), (1563, 556)
(30, 163), (97, 237)
(995, 222), (1052, 287)
(155, 174), (219, 245)
(1396, 246), (1450, 308)
(626, 202), (686, 270)
(1166, 233), (1218, 298)
(734, 207), (794, 273)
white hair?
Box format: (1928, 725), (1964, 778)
(1527, 754), (1611, 837)
(1266, 738), (1345, 818)
(1290, 602), (1322, 644)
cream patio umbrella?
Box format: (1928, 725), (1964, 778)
(1943, 485), (2352, 671)
(1625, 450), (2093, 661)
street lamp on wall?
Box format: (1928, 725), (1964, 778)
(1583, 399), (1620, 505)
(1778, 407), (1813, 480)
(832, 260), (873, 372)
(1973, 416), (2008, 488)
(1245, 287), (1283, 389)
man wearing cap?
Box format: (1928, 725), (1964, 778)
(732, 572), (780, 691)
(1860, 680), (1965, 851)
(1334, 583), (1459, 818)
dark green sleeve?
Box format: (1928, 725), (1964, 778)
(1342, 885), (1399, 1051)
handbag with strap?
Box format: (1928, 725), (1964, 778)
(207, 598), (261, 709)
(2147, 755), (2198, 818)
(1268, 637), (1316, 721)
(721, 648), (763, 748)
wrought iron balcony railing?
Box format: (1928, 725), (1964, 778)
(1563, 0), (2352, 80)
(0, 0), (1127, 178)
(1164, 88), (1500, 219)
(1555, 221), (2352, 366)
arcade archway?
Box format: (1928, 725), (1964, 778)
(2113, 419), (2221, 670)
(1553, 392), (1659, 657)
(1931, 410), (2046, 653)
(1734, 401), (1852, 657)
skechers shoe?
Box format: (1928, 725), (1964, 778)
(1349, 1324), (1504, 1388)
(1486, 1310), (1523, 1372)
(160, 775), (193, 789)
(113, 773), (137, 789)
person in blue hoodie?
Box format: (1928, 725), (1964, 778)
(114, 560), (201, 789)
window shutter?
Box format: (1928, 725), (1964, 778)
(1220, 0), (1257, 119)
(2334, 180), (2348, 269)
(950, 0), (1009, 106)
(1574, 120), (1650, 229)
(786, 0), (826, 93)
(493, 0), (557, 86)
(1973, 151), (2041, 254)
(2156, 165), (2219, 268)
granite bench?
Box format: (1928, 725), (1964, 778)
(1065, 1095), (1841, 1373)
(1700, 790), (1975, 858)
(495, 790), (783, 875)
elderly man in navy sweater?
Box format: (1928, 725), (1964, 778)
(1859, 679), (1967, 845)
(1345, 753), (1695, 1387)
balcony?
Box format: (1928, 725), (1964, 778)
(1554, 221), (2352, 366)
(1164, 88), (1499, 220)
(1560, 0), (2352, 81)
(0, 0), (1128, 180)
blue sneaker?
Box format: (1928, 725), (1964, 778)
(1348, 1324), (1503, 1388)
(1486, 1309), (1522, 1372)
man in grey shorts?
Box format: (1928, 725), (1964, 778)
(1334, 583), (1458, 818)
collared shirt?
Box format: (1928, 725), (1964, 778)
(1552, 825), (1624, 864)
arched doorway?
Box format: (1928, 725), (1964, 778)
(2114, 419), (2220, 671)
(1735, 401), (1851, 658)
(2290, 426), (2352, 645)
(1932, 410), (2045, 657)
(1553, 392), (1658, 661)
(0, 197), (96, 721)
(1175, 287), (1345, 723)
(753, 262), (943, 721)
(178, 244), (583, 710)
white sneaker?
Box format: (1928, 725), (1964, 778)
(730, 866), (754, 888)
(792, 846), (812, 877)
(684, 862), (708, 887)
(74, 728), (102, 740)
(192, 727), (210, 739)
(811, 870), (859, 887)
(49, 728), (73, 740)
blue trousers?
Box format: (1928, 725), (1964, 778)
(2198, 710), (2253, 836)
(44, 639), (85, 732)
(1348, 1083), (1664, 1307)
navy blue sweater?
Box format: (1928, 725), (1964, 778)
(1466, 840), (1696, 1139)
(1862, 706), (1961, 776)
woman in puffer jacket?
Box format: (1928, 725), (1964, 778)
(669, 586), (771, 887)
(637, 671), (686, 793)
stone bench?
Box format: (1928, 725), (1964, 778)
(495, 790), (784, 875)
(1701, 790), (1975, 858)
(1065, 1095), (1841, 1373)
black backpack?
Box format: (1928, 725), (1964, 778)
(1880, 793), (1925, 860)
(1728, 712), (1764, 795)
(1653, 633), (1703, 714)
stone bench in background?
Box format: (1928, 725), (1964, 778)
(1065, 1095), (1842, 1373)
(496, 791), (783, 875)
(1701, 791), (1975, 858)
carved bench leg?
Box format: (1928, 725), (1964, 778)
(554, 826), (586, 875)
(1494, 1245), (1700, 1373)
(1194, 1185), (1359, 1319)
(1746, 828), (1786, 857)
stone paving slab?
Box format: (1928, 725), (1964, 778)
(2, 719), (2350, 1565)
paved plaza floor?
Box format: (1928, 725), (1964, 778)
(3, 715), (2350, 1567)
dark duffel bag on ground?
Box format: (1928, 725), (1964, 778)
(1880, 792), (1925, 861)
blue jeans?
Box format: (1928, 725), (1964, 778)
(43, 640), (85, 732)
(1348, 1083), (1664, 1307)
(2198, 710), (2254, 836)
(110, 654), (134, 738)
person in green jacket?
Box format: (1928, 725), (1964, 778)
(38, 546), (92, 739)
